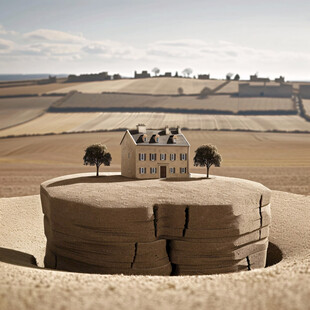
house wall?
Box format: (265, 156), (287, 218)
(121, 132), (136, 178)
(239, 83), (292, 97)
(135, 145), (190, 179)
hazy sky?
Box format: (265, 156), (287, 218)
(0, 0), (310, 79)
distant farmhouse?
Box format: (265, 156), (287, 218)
(120, 124), (190, 179)
(274, 76), (285, 83)
(239, 83), (293, 97)
(198, 74), (210, 80)
(134, 70), (151, 79)
(66, 72), (111, 83)
(113, 74), (122, 80)
(299, 85), (310, 99)
(159, 72), (172, 77)
(250, 74), (270, 82)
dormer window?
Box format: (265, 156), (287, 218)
(143, 134), (147, 142)
(155, 134), (159, 143)
(173, 135), (177, 144)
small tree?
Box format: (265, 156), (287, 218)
(234, 74), (240, 81)
(182, 68), (193, 78)
(83, 143), (112, 177)
(152, 67), (160, 76)
(193, 144), (222, 179)
(226, 72), (233, 80)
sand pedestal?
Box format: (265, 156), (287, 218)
(40, 173), (271, 275)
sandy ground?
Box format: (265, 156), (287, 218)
(1, 113), (310, 137)
(0, 188), (309, 310)
(0, 131), (310, 197)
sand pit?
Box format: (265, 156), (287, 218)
(0, 183), (309, 309)
(41, 173), (271, 275)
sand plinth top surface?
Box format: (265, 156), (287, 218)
(0, 173), (310, 309)
(41, 172), (271, 215)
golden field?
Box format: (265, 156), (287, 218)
(52, 92), (296, 113)
(0, 130), (309, 197)
(0, 77), (309, 197)
(47, 78), (228, 95)
(1, 112), (310, 137)
(0, 82), (82, 96)
(302, 99), (310, 116)
(0, 97), (60, 130)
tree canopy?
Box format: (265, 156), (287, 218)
(152, 67), (160, 76)
(182, 68), (193, 77)
(226, 72), (233, 80)
(193, 144), (222, 178)
(83, 143), (112, 177)
(234, 74), (240, 80)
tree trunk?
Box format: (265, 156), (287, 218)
(206, 166), (210, 179)
(96, 165), (99, 177)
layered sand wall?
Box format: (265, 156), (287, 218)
(41, 173), (271, 275)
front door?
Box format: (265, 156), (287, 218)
(160, 166), (166, 178)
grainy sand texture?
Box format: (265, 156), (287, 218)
(0, 188), (309, 310)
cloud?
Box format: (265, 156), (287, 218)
(82, 41), (144, 60)
(0, 38), (14, 50)
(24, 29), (86, 43)
(0, 25), (6, 35)
(0, 24), (17, 35)
(1, 28), (310, 79)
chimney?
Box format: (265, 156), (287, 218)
(177, 125), (181, 134)
(165, 125), (170, 135)
(137, 124), (146, 133)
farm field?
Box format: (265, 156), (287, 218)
(0, 97), (60, 130)
(0, 78), (309, 97)
(52, 92), (295, 114)
(48, 78), (228, 95)
(0, 82), (82, 96)
(302, 99), (310, 116)
(0, 130), (309, 197)
(1, 112), (309, 137)
(0, 112), (102, 136)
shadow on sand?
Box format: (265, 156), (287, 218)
(46, 175), (141, 188)
(47, 175), (213, 187)
(0, 247), (38, 268)
(0, 242), (283, 273)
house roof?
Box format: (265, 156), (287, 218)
(121, 128), (190, 146)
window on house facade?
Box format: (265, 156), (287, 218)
(180, 167), (187, 174)
(160, 153), (166, 161)
(139, 153), (146, 161)
(170, 167), (176, 174)
(150, 167), (157, 174)
(170, 153), (176, 161)
(150, 153), (156, 161)
(139, 167), (146, 174)
(180, 153), (187, 161)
